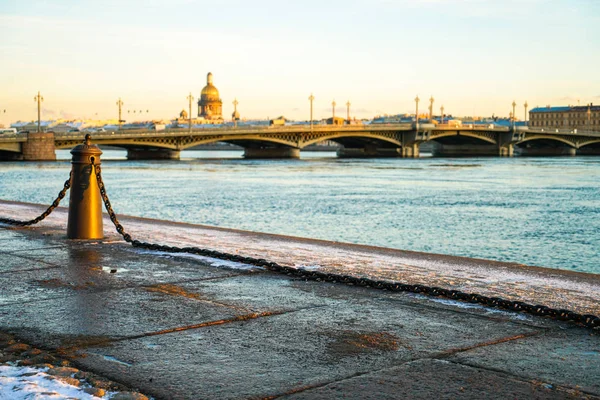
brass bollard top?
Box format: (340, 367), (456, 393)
(71, 134), (102, 165)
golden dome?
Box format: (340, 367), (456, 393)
(201, 84), (220, 98)
(200, 72), (220, 100)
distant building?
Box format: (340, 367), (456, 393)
(325, 116), (345, 125)
(529, 104), (600, 129)
(270, 116), (287, 126)
(198, 72), (223, 121)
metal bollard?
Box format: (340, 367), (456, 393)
(67, 134), (104, 239)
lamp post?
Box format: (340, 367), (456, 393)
(415, 95), (420, 130)
(332, 100), (336, 120)
(346, 100), (351, 123)
(440, 105), (445, 124)
(524, 101), (528, 124)
(116, 98), (123, 130)
(232, 98), (239, 128)
(429, 96), (434, 121)
(308, 93), (314, 132)
(187, 93), (194, 132)
(512, 100), (517, 130)
(34, 91), (44, 133)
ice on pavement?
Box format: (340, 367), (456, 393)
(0, 365), (111, 399)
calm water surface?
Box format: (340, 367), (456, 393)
(1, 150), (599, 274)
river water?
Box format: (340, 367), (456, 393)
(1, 150), (599, 274)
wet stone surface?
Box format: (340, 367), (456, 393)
(449, 328), (600, 395)
(0, 213), (599, 399)
(75, 300), (538, 399)
(283, 359), (592, 400)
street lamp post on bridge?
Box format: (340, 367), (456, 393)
(346, 100), (351, 123)
(187, 93), (194, 132)
(524, 101), (528, 123)
(429, 96), (434, 121)
(116, 98), (124, 131)
(332, 100), (336, 120)
(34, 92), (44, 133)
(415, 96), (420, 130)
(440, 105), (445, 124)
(512, 101), (517, 130)
(232, 98), (239, 128)
(308, 93), (314, 132)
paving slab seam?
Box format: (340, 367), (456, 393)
(0, 275), (250, 309)
(142, 283), (252, 313)
(387, 294), (558, 331)
(258, 372), (371, 400)
(445, 358), (600, 397)
(259, 355), (596, 400)
(432, 331), (543, 359)
(61, 304), (334, 352)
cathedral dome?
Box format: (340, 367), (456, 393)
(197, 72), (223, 121)
(201, 85), (219, 98)
(200, 72), (220, 100)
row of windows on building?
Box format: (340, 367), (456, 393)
(532, 113), (600, 119)
(530, 120), (599, 127)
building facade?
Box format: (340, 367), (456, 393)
(197, 72), (223, 121)
(529, 104), (600, 130)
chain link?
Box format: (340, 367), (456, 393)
(0, 172), (72, 226)
(91, 162), (595, 329)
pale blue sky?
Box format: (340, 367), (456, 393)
(1, 0), (599, 122)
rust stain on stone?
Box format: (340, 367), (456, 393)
(144, 283), (204, 301)
(327, 330), (401, 357)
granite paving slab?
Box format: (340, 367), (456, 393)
(283, 358), (596, 400)
(449, 328), (600, 395)
(75, 300), (538, 399)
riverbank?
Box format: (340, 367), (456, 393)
(1, 200), (599, 399)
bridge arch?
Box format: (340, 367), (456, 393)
(578, 138), (600, 149)
(516, 135), (578, 148)
(182, 135), (298, 150)
(429, 131), (498, 145)
(300, 132), (402, 148)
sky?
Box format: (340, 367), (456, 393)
(1, 0), (599, 123)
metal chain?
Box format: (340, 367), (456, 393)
(92, 163), (600, 330)
(0, 172), (72, 226)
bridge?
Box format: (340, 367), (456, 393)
(1, 124), (600, 160)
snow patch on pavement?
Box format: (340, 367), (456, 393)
(0, 364), (111, 399)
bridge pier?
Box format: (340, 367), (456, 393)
(517, 147), (576, 157)
(336, 147), (403, 158)
(22, 132), (56, 161)
(401, 143), (420, 158)
(127, 148), (181, 160)
(499, 144), (514, 157)
(243, 148), (300, 159)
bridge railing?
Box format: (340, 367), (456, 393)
(52, 123), (418, 140)
(524, 127), (600, 136)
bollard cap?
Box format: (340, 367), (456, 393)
(71, 134), (102, 164)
